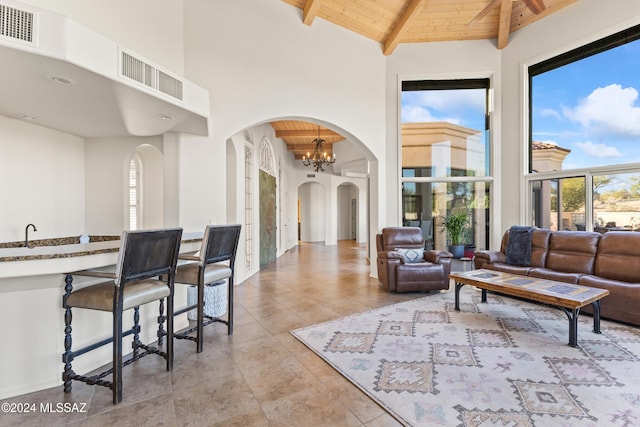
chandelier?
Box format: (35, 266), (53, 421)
(302, 126), (336, 172)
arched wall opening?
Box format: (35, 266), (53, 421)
(337, 183), (358, 241)
(222, 116), (377, 281)
(298, 181), (326, 243)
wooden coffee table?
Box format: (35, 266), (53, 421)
(449, 269), (610, 347)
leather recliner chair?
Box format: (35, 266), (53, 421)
(376, 227), (453, 292)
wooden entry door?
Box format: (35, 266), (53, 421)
(259, 170), (277, 268)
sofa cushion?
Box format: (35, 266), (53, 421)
(484, 263), (533, 276)
(544, 231), (600, 275)
(594, 231), (640, 283)
(579, 274), (640, 325)
(528, 268), (582, 284)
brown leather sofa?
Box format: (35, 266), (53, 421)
(475, 229), (640, 325)
(376, 227), (453, 292)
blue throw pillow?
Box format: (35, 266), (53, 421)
(395, 248), (423, 263)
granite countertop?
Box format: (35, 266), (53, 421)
(0, 233), (203, 263)
(0, 235), (120, 262)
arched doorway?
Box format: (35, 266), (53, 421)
(337, 183), (358, 241)
(298, 181), (326, 242)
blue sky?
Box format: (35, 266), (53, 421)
(401, 89), (486, 133)
(532, 39), (640, 169)
(401, 38), (640, 171)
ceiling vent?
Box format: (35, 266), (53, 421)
(0, 3), (36, 45)
(121, 50), (183, 101)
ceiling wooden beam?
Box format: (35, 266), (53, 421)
(497, 0), (513, 49)
(383, 0), (429, 56)
(468, 0), (501, 26)
(522, 0), (546, 14)
(303, 0), (323, 26)
(290, 144), (334, 151)
(275, 129), (341, 138)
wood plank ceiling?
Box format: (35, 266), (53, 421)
(275, 0), (578, 160)
(282, 0), (577, 53)
(271, 121), (342, 160)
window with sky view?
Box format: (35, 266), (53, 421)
(528, 27), (640, 232)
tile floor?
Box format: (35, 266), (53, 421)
(1, 241), (443, 426)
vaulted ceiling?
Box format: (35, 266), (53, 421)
(275, 0), (577, 158)
(282, 0), (577, 54)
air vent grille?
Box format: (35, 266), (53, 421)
(121, 51), (183, 101)
(158, 70), (183, 100)
(0, 4), (34, 44)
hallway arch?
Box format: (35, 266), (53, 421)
(224, 116), (378, 281)
(298, 181), (326, 243)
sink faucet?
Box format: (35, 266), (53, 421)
(25, 223), (37, 248)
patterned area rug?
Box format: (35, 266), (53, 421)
(291, 287), (640, 426)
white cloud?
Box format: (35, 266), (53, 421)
(401, 104), (461, 124)
(402, 105), (436, 122)
(540, 108), (562, 120)
(563, 84), (640, 138)
(574, 141), (622, 158)
(403, 89), (485, 114)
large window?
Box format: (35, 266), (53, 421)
(528, 24), (640, 232)
(401, 79), (492, 251)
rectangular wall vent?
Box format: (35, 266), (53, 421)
(0, 4), (35, 45)
(158, 70), (183, 100)
(121, 51), (183, 101)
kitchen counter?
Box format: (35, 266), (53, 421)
(0, 232), (203, 281)
(0, 231), (203, 399)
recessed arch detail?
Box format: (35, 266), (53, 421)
(259, 136), (276, 176)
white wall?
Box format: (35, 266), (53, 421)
(84, 136), (163, 234)
(18, 0), (185, 74)
(0, 116), (85, 242)
(182, 0), (386, 266)
(137, 144), (165, 229)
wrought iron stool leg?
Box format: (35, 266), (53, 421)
(113, 306), (123, 404)
(197, 284), (205, 353)
(228, 278), (234, 335)
(157, 298), (166, 346)
(62, 274), (74, 393)
(132, 306), (141, 358)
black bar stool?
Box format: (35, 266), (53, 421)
(173, 224), (241, 353)
(61, 228), (182, 404)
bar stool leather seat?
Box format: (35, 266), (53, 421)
(66, 279), (171, 311)
(62, 228), (182, 404)
(174, 224), (241, 353)
(174, 263), (231, 286)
